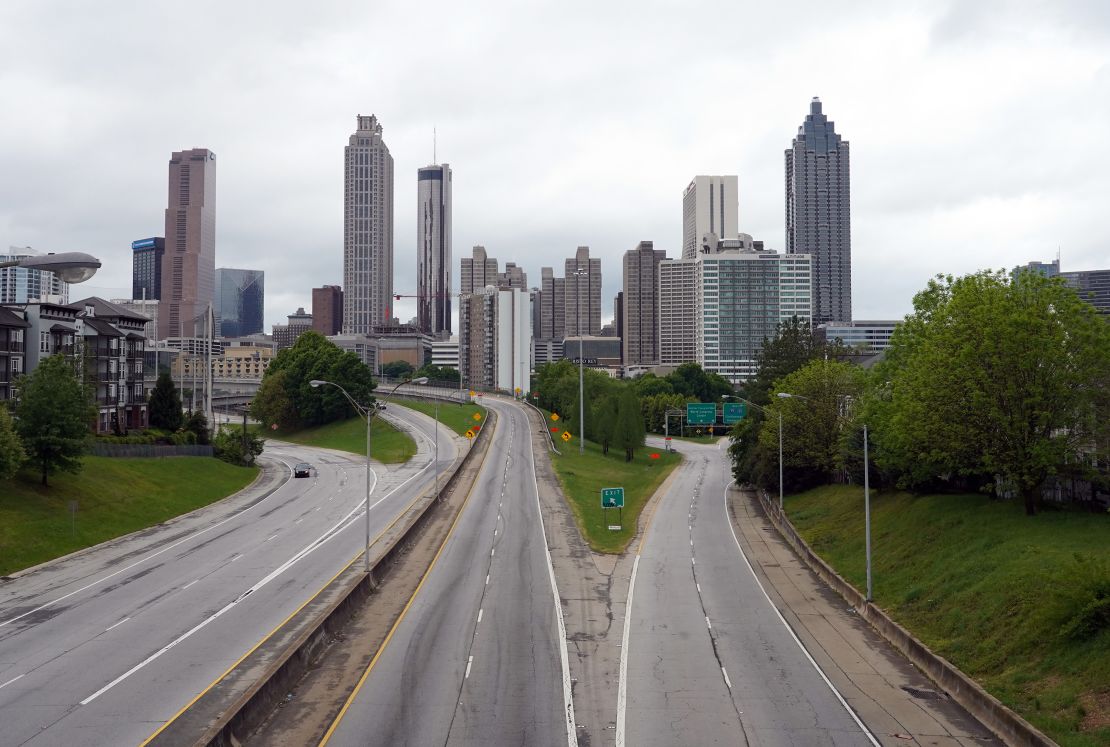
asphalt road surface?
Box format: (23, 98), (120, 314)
(322, 398), (575, 747)
(621, 438), (879, 746)
(0, 406), (455, 747)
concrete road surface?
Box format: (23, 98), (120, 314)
(322, 398), (575, 747)
(622, 439), (878, 746)
(0, 406), (455, 747)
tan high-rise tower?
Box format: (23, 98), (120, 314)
(344, 114), (394, 334)
(160, 148), (216, 340)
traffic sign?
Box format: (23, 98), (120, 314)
(469, 390), (475, 396)
(561, 431), (572, 443)
(686, 402), (716, 425)
(571, 357), (599, 365)
(551, 412), (560, 421)
(723, 402), (746, 424)
(465, 429), (475, 439)
(601, 487), (625, 508)
(472, 412), (482, 421)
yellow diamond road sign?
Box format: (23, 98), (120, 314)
(472, 412), (482, 421)
(561, 431), (572, 443)
(465, 429), (475, 439)
(551, 413), (560, 421)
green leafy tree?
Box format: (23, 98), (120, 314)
(666, 362), (733, 402)
(594, 395), (618, 455)
(415, 364), (460, 384)
(868, 270), (1110, 515)
(213, 426), (265, 466)
(250, 332), (376, 430)
(614, 388), (646, 462)
(381, 360), (415, 379)
(184, 410), (210, 445)
(0, 406), (25, 480)
(15, 356), (95, 486)
(148, 372), (183, 431)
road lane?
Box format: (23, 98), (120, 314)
(323, 398), (573, 747)
(0, 405), (457, 747)
(624, 440), (876, 746)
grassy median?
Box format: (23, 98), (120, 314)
(0, 457), (259, 577)
(786, 485), (1110, 747)
(273, 416), (416, 463)
(384, 397), (487, 437)
(549, 437), (681, 554)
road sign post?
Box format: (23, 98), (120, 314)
(601, 487), (624, 530)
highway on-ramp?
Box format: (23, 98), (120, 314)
(0, 406), (455, 747)
(321, 397), (575, 747)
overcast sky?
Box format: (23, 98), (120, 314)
(2, 0), (1108, 329)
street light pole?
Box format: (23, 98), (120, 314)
(579, 336), (584, 455)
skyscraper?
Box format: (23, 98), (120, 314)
(786, 97), (851, 324)
(539, 267), (566, 340)
(417, 163), (452, 337)
(658, 257), (697, 365)
(458, 286), (531, 393)
(215, 268), (264, 338)
(312, 285), (344, 335)
(160, 148), (216, 339)
(682, 176), (739, 259)
(460, 246), (498, 294)
(131, 237), (164, 301)
(343, 114), (394, 334)
(622, 241), (667, 366)
(564, 246), (602, 337)
(497, 262), (527, 290)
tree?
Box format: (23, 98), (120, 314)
(15, 356), (95, 486)
(381, 360), (415, 379)
(0, 406), (24, 480)
(415, 364), (460, 384)
(869, 270), (1110, 515)
(594, 395), (618, 455)
(756, 359), (867, 492)
(666, 362), (733, 402)
(250, 332), (377, 430)
(184, 410), (210, 445)
(614, 388), (646, 462)
(213, 426), (265, 466)
(148, 372), (183, 431)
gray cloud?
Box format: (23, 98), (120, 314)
(1, 0), (1107, 328)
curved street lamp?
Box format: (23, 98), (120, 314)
(309, 376), (427, 573)
(0, 252), (102, 284)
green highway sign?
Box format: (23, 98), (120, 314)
(722, 402), (747, 424)
(686, 402), (717, 425)
(601, 487), (625, 508)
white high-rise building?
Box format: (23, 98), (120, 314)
(459, 286), (531, 394)
(1, 248), (68, 304)
(343, 114), (394, 334)
(417, 163), (452, 337)
(682, 175), (739, 259)
(694, 235), (812, 383)
(657, 257), (696, 365)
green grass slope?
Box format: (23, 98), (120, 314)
(384, 397), (487, 437)
(273, 415), (415, 463)
(786, 486), (1110, 746)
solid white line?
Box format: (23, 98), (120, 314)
(105, 617), (130, 632)
(477, 608), (483, 624)
(722, 666), (732, 689)
(522, 404), (578, 747)
(722, 482), (881, 746)
(0, 674), (25, 690)
(182, 579), (199, 590)
(615, 554), (639, 747)
(465, 655), (473, 679)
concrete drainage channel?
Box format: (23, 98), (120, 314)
(146, 406), (496, 747)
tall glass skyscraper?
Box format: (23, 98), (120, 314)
(161, 148), (216, 339)
(417, 163), (452, 337)
(786, 98), (851, 324)
(131, 237), (164, 300)
(215, 268), (264, 337)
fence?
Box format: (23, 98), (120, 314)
(90, 444), (215, 458)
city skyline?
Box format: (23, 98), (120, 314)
(2, 3), (1108, 328)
